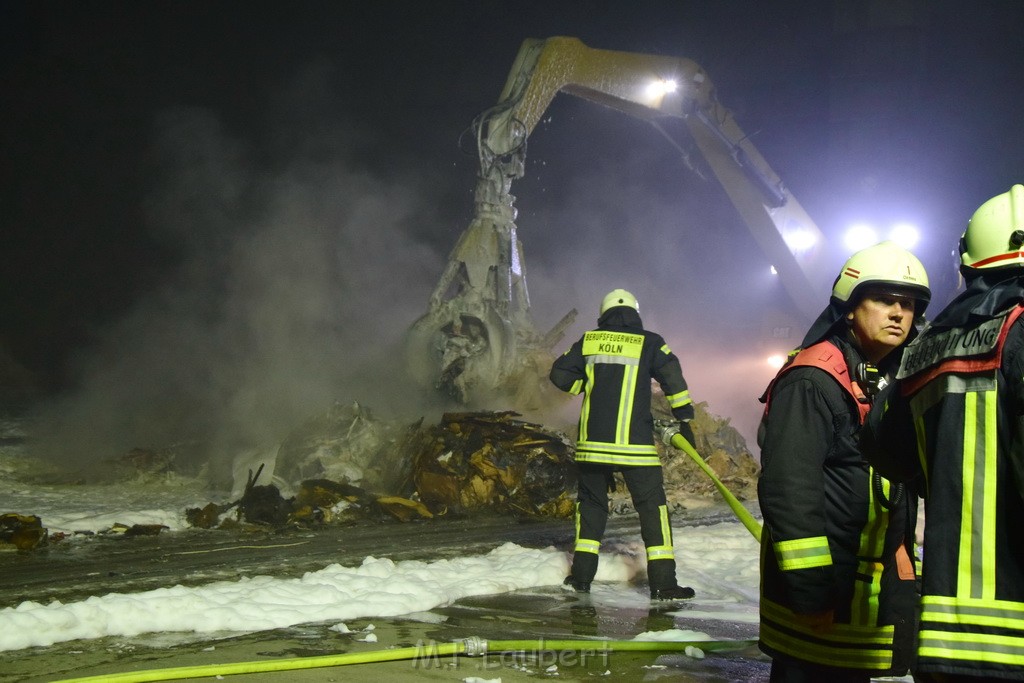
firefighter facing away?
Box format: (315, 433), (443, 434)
(550, 288), (697, 601)
(757, 241), (930, 682)
(861, 185), (1024, 682)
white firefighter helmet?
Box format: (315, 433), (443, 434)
(960, 184), (1024, 270)
(600, 289), (639, 315)
(832, 240), (931, 314)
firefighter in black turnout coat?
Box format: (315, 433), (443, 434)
(862, 185), (1024, 682)
(758, 242), (931, 682)
(550, 289), (697, 600)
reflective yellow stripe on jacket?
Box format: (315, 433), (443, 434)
(774, 536), (832, 570)
(577, 331), (661, 465)
(760, 598), (896, 670)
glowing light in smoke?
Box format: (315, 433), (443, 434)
(844, 223), (879, 251)
(766, 354), (786, 369)
(844, 221), (922, 251)
(888, 222), (920, 249)
(770, 265), (778, 275)
(783, 228), (818, 252)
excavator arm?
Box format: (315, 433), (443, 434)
(406, 36), (828, 406)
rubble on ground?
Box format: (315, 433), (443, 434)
(181, 401), (757, 529)
(5, 399), (760, 543)
(274, 401), (417, 494)
(0, 513), (47, 550)
(184, 411), (577, 529)
(405, 411), (576, 518)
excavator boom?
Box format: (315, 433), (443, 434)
(407, 36), (830, 406)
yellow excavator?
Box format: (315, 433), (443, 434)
(405, 36), (830, 406)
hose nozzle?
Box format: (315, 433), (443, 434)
(653, 418), (680, 446)
(461, 636), (489, 657)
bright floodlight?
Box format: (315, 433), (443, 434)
(783, 228), (818, 252)
(645, 79), (678, 99)
(770, 265), (778, 275)
(766, 354), (786, 370)
(844, 223), (878, 251)
(889, 222), (920, 249)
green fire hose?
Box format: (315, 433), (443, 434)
(55, 635), (757, 682)
(655, 420), (763, 542)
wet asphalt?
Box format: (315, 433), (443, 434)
(0, 511), (774, 682)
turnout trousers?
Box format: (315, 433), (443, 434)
(570, 463), (677, 588)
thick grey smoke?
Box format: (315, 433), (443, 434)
(31, 95), (450, 481)
(30, 78), (791, 482)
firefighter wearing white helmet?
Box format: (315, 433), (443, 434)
(862, 185), (1024, 681)
(550, 288), (696, 601)
(599, 288), (639, 314)
(831, 240), (931, 313)
(959, 182), (1024, 269)
(757, 241), (930, 681)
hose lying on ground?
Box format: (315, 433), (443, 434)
(55, 635), (758, 682)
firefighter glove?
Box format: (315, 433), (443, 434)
(677, 421), (695, 449)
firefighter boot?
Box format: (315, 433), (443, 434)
(650, 584), (696, 600)
(648, 558), (695, 600)
(562, 575), (591, 593)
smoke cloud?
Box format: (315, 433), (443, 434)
(29, 69), (790, 485)
(30, 82), (452, 481)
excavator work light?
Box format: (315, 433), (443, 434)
(645, 78), (678, 99)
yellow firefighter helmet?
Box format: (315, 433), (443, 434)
(600, 289), (639, 315)
(960, 184), (1024, 270)
(831, 240), (931, 314)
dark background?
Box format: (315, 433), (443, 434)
(3, 1), (1023, 463)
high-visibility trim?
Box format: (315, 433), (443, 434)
(773, 536), (832, 570)
(573, 502), (582, 547)
(576, 441), (658, 456)
(851, 469), (888, 626)
(981, 389), (998, 600)
(585, 354), (640, 366)
(859, 469), (889, 561)
(760, 623), (894, 669)
(582, 331), (644, 358)
(567, 379), (583, 395)
(958, 388), (1000, 600)
(913, 412), (930, 491)
(575, 451), (661, 467)
(658, 505), (673, 550)
(617, 363), (637, 443)
(646, 546), (674, 561)
(959, 391), (977, 596)
(573, 503), (600, 555)
(659, 344), (671, 355)
(579, 363), (595, 442)
(761, 598), (895, 669)
(918, 629), (1024, 666)
(851, 559), (884, 626)
(921, 595), (1024, 628)
(580, 330), (643, 446)
(665, 389), (692, 409)
(762, 600), (896, 644)
(644, 505), (674, 561)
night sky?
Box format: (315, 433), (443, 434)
(3, 1), (1024, 466)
